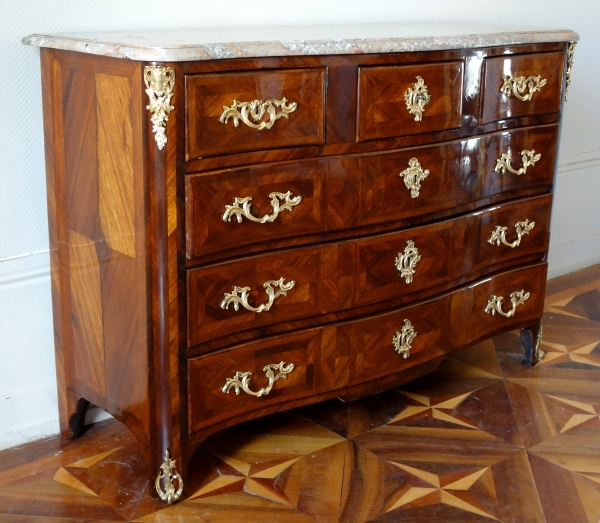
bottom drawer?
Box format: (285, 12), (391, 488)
(187, 262), (547, 434)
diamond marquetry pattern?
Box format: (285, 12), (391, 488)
(1, 266), (599, 522)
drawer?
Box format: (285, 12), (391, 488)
(357, 61), (463, 142)
(185, 68), (326, 159)
(480, 124), (558, 199)
(188, 247), (322, 346)
(187, 262), (547, 433)
(449, 263), (547, 348)
(358, 124), (558, 227)
(186, 159), (327, 258)
(188, 195), (550, 346)
(354, 262), (547, 386)
(186, 126), (558, 261)
(351, 295), (450, 384)
(188, 329), (321, 432)
(354, 220), (454, 307)
(481, 52), (564, 124)
(469, 194), (552, 272)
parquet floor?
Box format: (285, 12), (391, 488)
(1, 265), (600, 523)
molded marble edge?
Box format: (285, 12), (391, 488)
(22, 23), (579, 62)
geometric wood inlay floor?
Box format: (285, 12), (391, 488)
(1, 265), (600, 522)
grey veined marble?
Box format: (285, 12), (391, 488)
(23, 22), (579, 62)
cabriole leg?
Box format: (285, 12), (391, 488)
(520, 319), (545, 367)
(67, 397), (90, 439)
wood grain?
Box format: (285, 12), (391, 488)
(188, 195), (551, 347)
(68, 229), (106, 398)
(41, 48), (155, 473)
(188, 330), (322, 432)
(351, 295), (449, 384)
(188, 247), (321, 346)
(186, 262), (548, 436)
(357, 61), (464, 141)
(186, 159), (327, 259)
(96, 73), (136, 258)
(1, 261), (598, 520)
(186, 125), (558, 263)
(186, 68), (326, 159)
(37, 40), (571, 498)
(481, 52), (564, 124)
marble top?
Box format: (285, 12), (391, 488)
(22, 22), (579, 62)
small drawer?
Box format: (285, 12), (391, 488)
(186, 68), (326, 159)
(357, 61), (463, 142)
(481, 52), (564, 124)
(188, 330), (321, 432)
(358, 139), (472, 226)
(354, 220), (454, 307)
(449, 263), (547, 348)
(351, 295), (450, 384)
(186, 159), (327, 259)
(470, 194), (552, 272)
(481, 124), (559, 199)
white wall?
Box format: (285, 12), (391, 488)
(1, 0), (598, 450)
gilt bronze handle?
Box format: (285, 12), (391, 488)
(222, 361), (295, 397)
(488, 219), (535, 249)
(494, 149), (541, 176)
(220, 277), (295, 313)
(484, 290), (530, 318)
(220, 98), (297, 130)
(500, 74), (547, 101)
(223, 191), (302, 224)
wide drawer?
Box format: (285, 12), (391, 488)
(481, 52), (564, 124)
(186, 125), (558, 259)
(187, 262), (547, 434)
(358, 124), (557, 227)
(185, 159), (326, 259)
(357, 61), (464, 142)
(188, 329), (322, 432)
(185, 68), (326, 159)
(188, 194), (551, 346)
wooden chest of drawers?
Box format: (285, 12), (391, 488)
(24, 23), (578, 504)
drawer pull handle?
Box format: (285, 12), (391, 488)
(220, 98), (297, 130)
(399, 157), (430, 198)
(494, 149), (541, 176)
(222, 361), (295, 397)
(395, 240), (421, 284)
(501, 74), (547, 101)
(223, 191), (302, 224)
(485, 290), (530, 318)
(221, 277), (295, 313)
(488, 219), (535, 249)
(393, 319), (417, 359)
(404, 76), (431, 122)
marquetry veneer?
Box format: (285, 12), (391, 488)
(27, 27), (576, 504)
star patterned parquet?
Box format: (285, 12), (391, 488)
(1, 265), (600, 522)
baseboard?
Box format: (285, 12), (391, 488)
(0, 380), (112, 450)
(0, 252), (112, 451)
(548, 232), (600, 280)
